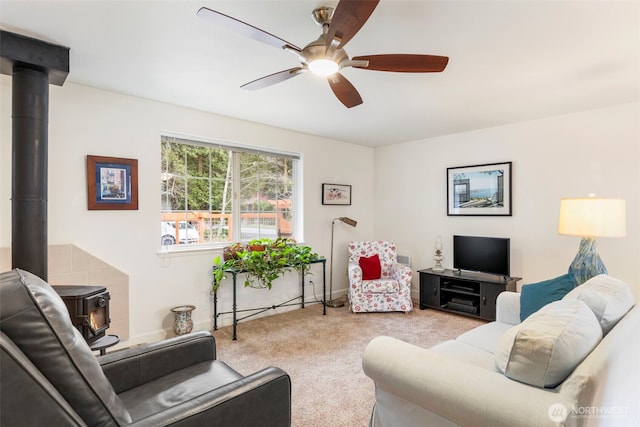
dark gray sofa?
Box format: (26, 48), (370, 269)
(0, 269), (291, 426)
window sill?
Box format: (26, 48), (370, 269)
(156, 244), (224, 257)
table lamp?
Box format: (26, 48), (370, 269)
(558, 195), (626, 285)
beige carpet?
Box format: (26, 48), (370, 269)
(211, 300), (485, 427)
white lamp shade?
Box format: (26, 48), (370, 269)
(558, 198), (626, 237)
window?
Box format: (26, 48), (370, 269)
(160, 134), (300, 248)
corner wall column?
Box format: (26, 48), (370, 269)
(11, 66), (49, 279)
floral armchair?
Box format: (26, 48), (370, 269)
(348, 241), (413, 313)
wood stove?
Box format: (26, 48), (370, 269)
(54, 285), (111, 344)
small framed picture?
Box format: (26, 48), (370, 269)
(322, 183), (352, 205)
(87, 155), (138, 210)
(447, 162), (512, 216)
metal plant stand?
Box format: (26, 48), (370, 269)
(213, 258), (326, 340)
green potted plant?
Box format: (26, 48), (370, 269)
(211, 254), (242, 292)
(241, 248), (283, 289)
(223, 242), (244, 260)
(271, 237), (296, 249)
(212, 238), (320, 292)
(247, 238), (271, 252)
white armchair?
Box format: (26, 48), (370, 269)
(348, 241), (413, 312)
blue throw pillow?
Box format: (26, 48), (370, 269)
(520, 274), (576, 321)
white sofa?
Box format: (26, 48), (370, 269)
(362, 275), (640, 427)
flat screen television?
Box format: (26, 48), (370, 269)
(453, 235), (510, 277)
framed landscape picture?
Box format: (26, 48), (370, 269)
(322, 183), (352, 205)
(87, 155), (138, 210)
(447, 162), (512, 216)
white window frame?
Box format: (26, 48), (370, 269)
(160, 131), (303, 252)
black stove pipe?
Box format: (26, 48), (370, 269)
(11, 66), (49, 280)
(2, 30), (68, 280)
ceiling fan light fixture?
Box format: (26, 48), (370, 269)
(198, 2), (449, 108)
(308, 58), (339, 76)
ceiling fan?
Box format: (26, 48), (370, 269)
(197, 0), (449, 108)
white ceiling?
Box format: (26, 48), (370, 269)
(1, 1), (639, 147)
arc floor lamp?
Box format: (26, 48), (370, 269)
(328, 216), (357, 308)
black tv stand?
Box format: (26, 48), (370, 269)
(453, 269), (513, 281)
(418, 268), (521, 321)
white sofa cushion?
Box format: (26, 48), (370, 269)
(456, 322), (513, 354)
(431, 340), (498, 372)
(562, 274), (634, 335)
(495, 299), (602, 388)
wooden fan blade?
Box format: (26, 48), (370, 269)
(352, 54), (449, 72)
(327, 73), (363, 108)
(197, 7), (301, 51)
(241, 67), (305, 90)
(326, 0), (379, 49)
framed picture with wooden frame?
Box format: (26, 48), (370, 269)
(446, 161), (512, 216)
(322, 183), (352, 205)
(87, 155), (138, 210)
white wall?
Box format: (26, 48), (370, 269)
(3, 76), (638, 346)
(374, 102), (640, 295)
(0, 77), (373, 346)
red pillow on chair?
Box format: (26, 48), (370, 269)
(359, 254), (382, 280)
